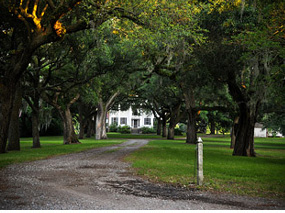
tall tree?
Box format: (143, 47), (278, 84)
(0, 0), (148, 153)
(7, 83), (22, 151)
(200, 0), (285, 156)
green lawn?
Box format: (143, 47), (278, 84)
(107, 132), (165, 139)
(2, 134), (284, 199)
(0, 136), (125, 168)
(125, 136), (285, 199)
(107, 132), (187, 140)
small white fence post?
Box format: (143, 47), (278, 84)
(197, 137), (204, 185)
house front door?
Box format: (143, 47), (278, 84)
(132, 119), (140, 128)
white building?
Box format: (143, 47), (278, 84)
(254, 123), (284, 138)
(108, 106), (155, 131)
(254, 123), (267, 137)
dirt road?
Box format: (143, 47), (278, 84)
(0, 139), (284, 210)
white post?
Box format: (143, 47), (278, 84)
(197, 137), (203, 185)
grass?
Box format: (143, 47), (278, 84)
(125, 136), (285, 199)
(2, 134), (284, 199)
(0, 136), (125, 169)
(107, 132), (186, 139)
(107, 132), (165, 139)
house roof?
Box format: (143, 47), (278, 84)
(255, 123), (264, 128)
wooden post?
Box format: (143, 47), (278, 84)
(197, 137), (203, 185)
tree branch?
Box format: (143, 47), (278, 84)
(67, 93), (80, 108)
(106, 91), (120, 109)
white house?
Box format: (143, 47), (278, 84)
(254, 123), (267, 137)
(254, 123), (284, 138)
(108, 106), (155, 132)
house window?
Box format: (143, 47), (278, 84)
(144, 118), (151, 125)
(111, 117), (118, 125)
(120, 117), (127, 125)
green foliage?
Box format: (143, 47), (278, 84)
(126, 136), (285, 199)
(174, 127), (183, 136)
(141, 127), (156, 134)
(109, 123), (118, 132)
(262, 113), (285, 136)
(118, 125), (131, 134)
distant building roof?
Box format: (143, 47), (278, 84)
(255, 123), (264, 128)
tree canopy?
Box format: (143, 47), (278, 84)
(0, 0), (284, 157)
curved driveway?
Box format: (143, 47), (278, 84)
(0, 139), (283, 210)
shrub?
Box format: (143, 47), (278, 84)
(118, 125), (131, 134)
(109, 123), (118, 132)
(174, 127), (183, 136)
(141, 127), (156, 134)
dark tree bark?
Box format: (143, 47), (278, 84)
(44, 92), (81, 144)
(167, 126), (175, 140)
(186, 109), (197, 144)
(207, 112), (216, 135)
(162, 116), (167, 137)
(78, 120), (86, 139)
(86, 118), (94, 138)
(156, 118), (162, 136)
(24, 87), (42, 148)
(182, 85), (197, 144)
(210, 122), (216, 135)
(232, 104), (256, 156)
(78, 103), (86, 139)
(61, 108), (80, 144)
(31, 110), (41, 148)
(0, 81), (17, 153)
(7, 84), (22, 151)
(227, 72), (258, 157)
(230, 116), (239, 149)
(167, 103), (184, 140)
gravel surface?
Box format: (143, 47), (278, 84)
(0, 139), (284, 210)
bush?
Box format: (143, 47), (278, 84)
(174, 127), (183, 136)
(109, 123), (118, 132)
(118, 125), (131, 134)
(141, 127), (156, 134)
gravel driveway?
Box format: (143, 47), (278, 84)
(0, 139), (284, 210)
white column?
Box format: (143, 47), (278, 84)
(197, 137), (204, 185)
(129, 106), (132, 127)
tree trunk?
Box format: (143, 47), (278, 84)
(86, 118), (93, 138)
(186, 110), (197, 144)
(62, 108), (80, 144)
(79, 120), (85, 139)
(230, 116), (239, 149)
(167, 125), (175, 140)
(156, 119), (162, 136)
(233, 104), (256, 157)
(162, 117), (167, 137)
(101, 114), (107, 139)
(210, 121), (215, 135)
(77, 102), (85, 139)
(0, 82), (16, 153)
(31, 110), (41, 148)
(181, 85), (196, 144)
(91, 116), (96, 137)
(30, 92), (41, 148)
(208, 112), (216, 134)
(96, 103), (108, 140)
(95, 92), (119, 140)
(7, 85), (22, 151)
(78, 105), (86, 140)
(227, 72), (257, 157)
(167, 103), (183, 140)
